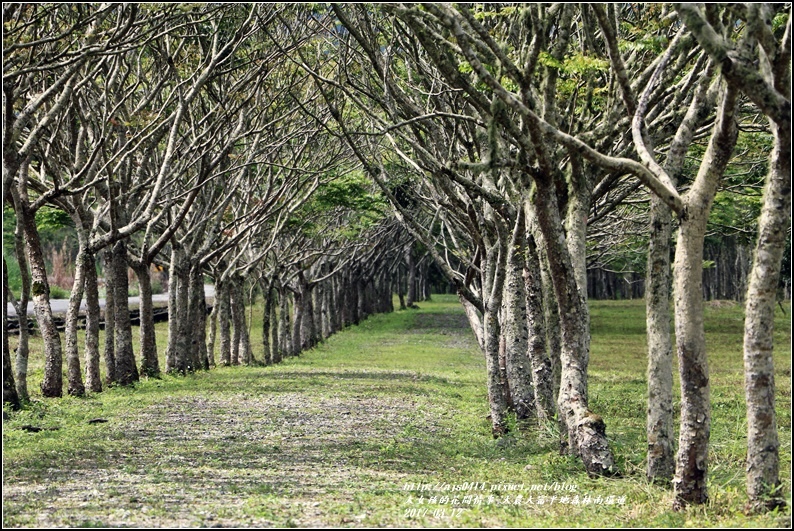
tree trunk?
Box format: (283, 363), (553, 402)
(269, 284), (280, 364)
(533, 177), (616, 477)
(278, 287), (291, 358)
(103, 247), (116, 385)
(22, 201), (63, 397)
(672, 87), (738, 508)
(483, 234), (509, 437)
(3, 259), (21, 410)
(112, 239), (138, 385)
(187, 262), (208, 370)
(206, 290), (218, 368)
(64, 243), (87, 397)
(83, 251), (102, 393)
(646, 195), (675, 482)
(165, 246), (180, 373)
(742, 118), (790, 512)
(398, 266), (407, 310)
(502, 210), (536, 423)
(291, 288), (303, 355)
(523, 207), (555, 421)
(11, 207), (31, 401)
(218, 279), (231, 366)
(230, 279), (242, 365)
(134, 261), (159, 378)
(406, 244), (418, 308)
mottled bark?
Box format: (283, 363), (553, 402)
(165, 246), (180, 373)
(278, 288), (292, 358)
(112, 240), (138, 386)
(269, 285), (280, 364)
(645, 195), (675, 482)
(187, 262), (208, 370)
(743, 118), (790, 512)
(483, 235), (509, 437)
(83, 251), (102, 392)
(206, 294), (218, 368)
(291, 289), (303, 355)
(672, 87), (738, 508)
(218, 279), (232, 366)
(523, 207), (555, 421)
(102, 247), (116, 385)
(460, 294), (484, 350)
(230, 279), (243, 365)
(406, 244), (418, 308)
(535, 215), (562, 407)
(11, 205), (30, 401)
(502, 211), (536, 422)
(19, 197), (63, 397)
(64, 245), (87, 397)
(3, 259), (21, 410)
(133, 262), (159, 378)
(533, 176), (616, 476)
(261, 278), (273, 365)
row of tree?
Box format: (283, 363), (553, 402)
(2, 3), (789, 513)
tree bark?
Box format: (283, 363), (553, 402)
(64, 243), (87, 397)
(112, 239), (138, 385)
(165, 246), (180, 372)
(502, 210), (536, 423)
(483, 234), (509, 437)
(25, 211), (63, 397)
(3, 259), (21, 410)
(218, 279), (232, 366)
(133, 261), (159, 378)
(742, 117), (790, 512)
(672, 87), (738, 508)
(533, 176), (616, 476)
(523, 207), (555, 421)
(11, 202), (31, 401)
(646, 195), (675, 482)
(83, 251), (102, 392)
(102, 247), (116, 385)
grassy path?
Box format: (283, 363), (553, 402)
(2, 296), (791, 527)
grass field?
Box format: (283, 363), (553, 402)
(2, 295), (791, 527)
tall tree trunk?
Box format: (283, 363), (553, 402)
(218, 279), (231, 366)
(523, 206), (555, 421)
(103, 247), (116, 385)
(64, 243), (87, 397)
(483, 234), (509, 437)
(112, 239), (138, 385)
(532, 177), (616, 477)
(206, 290), (218, 368)
(165, 246), (180, 373)
(83, 250), (102, 393)
(261, 278), (272, 364)
(187, 261), (208, 370)
(406, 244), (418, 308)
(291, 288), (303, 355)
(20, 200), (63, 397)
(3, 259), (21, 410)
(229, 278), (241, 366)
(269, 284), (280, 364)
(502, 210), (536, 423)
(133, 261), (159, 378)
(646, 195), (675, 482)
(11, 206), (31, 402)
(278, 288), (291, 358)
(742, 118), (790, 512)
(672, 87), (738, 508)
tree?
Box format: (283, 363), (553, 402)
(677, 2), (791, 512)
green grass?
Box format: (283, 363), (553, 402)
(3, 296), (791, 527)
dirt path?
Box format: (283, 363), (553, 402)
(3, 309), (478, 528)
